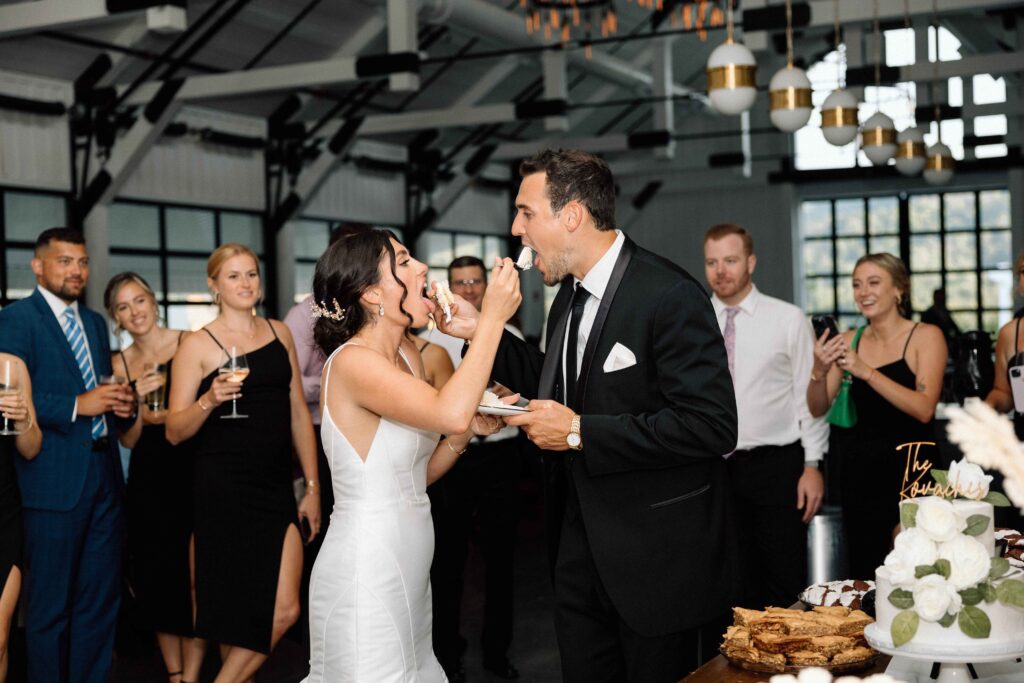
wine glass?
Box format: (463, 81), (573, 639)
(219, 347), (249, 420)
(0, 360), (21, 436)
(142, 362), (168, 413)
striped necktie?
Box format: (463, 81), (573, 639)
(62, 307), (104, 439)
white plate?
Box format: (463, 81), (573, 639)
(478, 404), (530, 416)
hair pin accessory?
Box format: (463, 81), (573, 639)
(310, 298), (345, 321)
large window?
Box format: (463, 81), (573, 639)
(292, 218), (404, 302)
(109, 200), (264, 334)
(1, 188), (69, 307)
(800, 189), (1013, 334)
(419, 229), (507, 286)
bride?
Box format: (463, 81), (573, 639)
(303, 229), (521, 682)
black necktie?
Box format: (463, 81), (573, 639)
(563, 284), (591, 411)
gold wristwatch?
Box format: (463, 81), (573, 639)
(566, 414), (582, 451)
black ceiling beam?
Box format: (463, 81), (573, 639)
(741, 3), (809, 32)
(0, 93), (66, 116)
(768, 147), (1023, 183)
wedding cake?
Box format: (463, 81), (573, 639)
(871, 461), (1024, 654)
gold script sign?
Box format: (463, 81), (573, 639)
(899, 441), (986, 501)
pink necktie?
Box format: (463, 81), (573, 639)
(724, 307), (740, 379)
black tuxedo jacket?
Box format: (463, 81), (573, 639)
(491, 237), (740, 636)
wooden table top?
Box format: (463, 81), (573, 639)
(682, 653), (892, 682)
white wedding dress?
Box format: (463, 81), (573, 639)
(303, 345), (448, 682)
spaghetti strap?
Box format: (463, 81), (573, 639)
(119, 350), (133, 382)
(397, 346), (416, 378)
(902, 323), (920, 358)
(202, 327), (227, 352)
(267, 318), (278, 341)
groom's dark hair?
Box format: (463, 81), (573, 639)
(519, 149), (616, 231)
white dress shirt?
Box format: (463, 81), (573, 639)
(38, 285), (105, 434)
(562, 230), (626, 395)
(711, 284), (828, 463)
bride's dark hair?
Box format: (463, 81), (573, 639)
(312, 229), (413, 356)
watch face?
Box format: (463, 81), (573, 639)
(567, 433), (581, 448)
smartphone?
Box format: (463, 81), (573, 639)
(1010, 366), (1024, 413)
(811, 314), (840, 340)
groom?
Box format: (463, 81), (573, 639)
(441, 149), (739, 681)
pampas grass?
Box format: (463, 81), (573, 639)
(945, 399), (1024, 511)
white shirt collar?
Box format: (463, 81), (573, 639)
(37, 285), (79, 320)
(574, 230), (625, 301)
(712, 283), (760, 317)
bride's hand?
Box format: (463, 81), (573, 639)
(470, 413), (503, 437)
(298, 492), (321, 544)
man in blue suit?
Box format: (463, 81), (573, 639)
(0, 227), (135, 683)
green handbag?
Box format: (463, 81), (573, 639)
(826, 325), (866, 429)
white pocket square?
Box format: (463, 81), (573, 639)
(603, 342), (637, 373)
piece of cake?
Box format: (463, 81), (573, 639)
(434, 280), (455, 324)
(515, 246), (533, 271)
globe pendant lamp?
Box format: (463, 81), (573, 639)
(820, 89), (859, 145)
(706, 0), (756, 116)
(894, 127), (926, 176)
(924, 142), (954, 185)
(769, 0), (811, 132)
(861, 111), (897, 166)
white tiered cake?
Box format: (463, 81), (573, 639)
(871, 495), (1024, 655)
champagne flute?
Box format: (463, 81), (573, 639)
(143, 362), (168, 413)
(219, 347), (249, 420)
(0, 360), (21, 436)
(99, 374), (133, 415)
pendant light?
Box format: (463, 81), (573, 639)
(769, 0), (812, 132)
(860, 0), (896, 166)
(707, 0), (757, 116)
(923, 1), (954, 185)
(820, 0), (858, 145)
(894, 3), (925, 177)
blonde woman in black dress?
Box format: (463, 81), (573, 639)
(105, 272), (201, 683)
(0, 353), (41, 683)
(166, 243), (319, 683)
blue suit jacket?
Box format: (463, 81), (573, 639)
(0, 289), (123, 511)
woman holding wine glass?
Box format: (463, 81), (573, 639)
(104, 272), (202, 683)
(0, 353), (41, 683)
(166, 243), (319, 683)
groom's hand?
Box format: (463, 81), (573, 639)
(435, 291), (480, 340)
(504, 399), (574, 451)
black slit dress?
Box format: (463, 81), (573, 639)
(0, 434), (22, 592)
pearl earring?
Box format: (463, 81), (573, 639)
(379, 303), (385, 317)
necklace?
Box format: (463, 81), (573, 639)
(220, 319), (256, 340)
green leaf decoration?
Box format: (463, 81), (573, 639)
(963, 515), (990, 537)
(935, 559), (952, 579)
(981, 583), (998, 603)
(960, 587), (983, 606)
(996, 579), (1024, 608)
(916, 564), (940, 579)
(938, 612), (956, 628)
(957, 605), (991, 639)
(888, 588), (915, 609)
(892, 610), (920, 647)
(901, 503), (919, 529)
(983, 491), (1012, 507)
(932, 469), (949, 487)
(990, 557), (1011, 581)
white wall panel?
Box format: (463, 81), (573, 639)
(436, 184), (510, 235)
(0, 70), (71, 191)
(303, 161), (406, 225)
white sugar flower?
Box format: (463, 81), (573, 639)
(912, 574), (962, 622)
(937, 534), (991, 590)
(893, 527), (939, 568)
(882, 549), (917, 589)
(948, 459), (993, 500)
(915, 496), (966, 543)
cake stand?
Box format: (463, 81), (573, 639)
(864, 623), (1024, 683)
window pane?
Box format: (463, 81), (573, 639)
(428, 268), (448, 288)
(4, 192), (65, 242)
(166, 304), (218, 332)
(980, 190), (1010, 228)
(911, 234), (942, 271)
(295, 220), (329, 260)
(944, 192), (976, 231)
(835, 199), (864, 236)
(910, 194), (940, 233)
(837, 277), (856, 313)
(981, 270), (1014, 310)
(110, 203), (160, 249)
(981, 231), (1012, 269)
(166, 208), (216, 252)
(483, 237), (503, 265)
(221, 212), (262, 253)
(295, 262), (315, 302)
(868, 196), (898, 235)
(911, 273), (942, 314)
(838, 314), (863, 332)
(454, 234), (483, 260)
(869, 236), (899, 255)
(836, 237), (865, 275)
(945, 233), (976, 270)
(800, 201), (832, 237)
(109, 255), (163, 299)
(4, 248), (35, 300)
(946, 272), (978, 310)
(805, 277), (834, 312)
(951, 310), (978, 332)
(167, 257), (211, 302)
(803, 240), (833, 276)
(423, 232), (453, 268)
(982, 310), (1012, 335)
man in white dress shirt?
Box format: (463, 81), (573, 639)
(704, 223), (828, 610)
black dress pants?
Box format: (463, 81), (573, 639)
(726, 441), (808, 609)
(429, 438), (520, 667)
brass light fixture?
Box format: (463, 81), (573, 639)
(769, 0), (812, 132)
(820, 0), (859, 146)
(706, 0), (757, 115)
